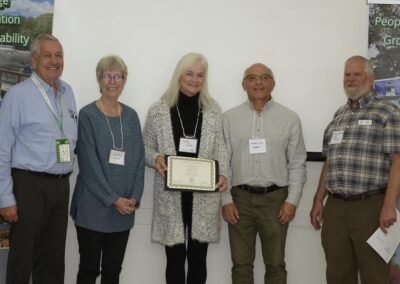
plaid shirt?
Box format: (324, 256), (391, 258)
(322, 93), (400, 196)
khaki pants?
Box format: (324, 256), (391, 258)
(228, 187), (288, 284)
(322, 194), (389, 284)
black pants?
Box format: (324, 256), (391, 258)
(165, 192), (209, 284)
(76, 226), (130, 284)
(7, 169), (70, 284)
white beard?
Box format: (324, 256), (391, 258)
(344, 84), (370, 101)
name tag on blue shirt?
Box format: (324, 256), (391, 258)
(56, 139), (71, 163)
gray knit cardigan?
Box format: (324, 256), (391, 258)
(143, 99), (228, 246)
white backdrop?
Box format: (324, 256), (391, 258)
(51, 1), (369, 283)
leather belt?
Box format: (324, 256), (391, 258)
(236, 184), (286, 194)
(328, 188), (386, 201)
(12, 168), (71, 180)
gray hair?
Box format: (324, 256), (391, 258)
(161, 52), (214, 110)
(30, 33), (62, 57)
(345, 55), (374, 77)
(96, 54), (128, 85)
(242, 63), (275, 80)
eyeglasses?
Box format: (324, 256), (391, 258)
(102, 74), (124, 82)
(244, 74), (273, 82)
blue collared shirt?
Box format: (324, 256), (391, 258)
(0, 72), (78, 207)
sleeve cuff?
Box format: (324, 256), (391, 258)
(221, 190), (233, 206)
(0, 194), (16, 208)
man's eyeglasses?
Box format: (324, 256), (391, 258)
(102, 74), (124, 82)
(244, 74), (273, 82)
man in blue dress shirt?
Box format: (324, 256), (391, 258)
(0, 34), (78, 284)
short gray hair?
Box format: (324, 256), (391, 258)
(96, 54), (128, 84)
(243, 63), (275, 80)
(30, 33), (61, 56)
(345, 55), (374, 77)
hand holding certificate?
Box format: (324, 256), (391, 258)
(367, 209), (400, 263)
(165, 156), (219, 192)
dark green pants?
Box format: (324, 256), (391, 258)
(228, 187), (288, 284)
(322, 194), (389, 284)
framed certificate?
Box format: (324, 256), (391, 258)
(165, 156), (219, 192)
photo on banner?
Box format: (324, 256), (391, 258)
(0, 0), (54, 108)
(368, 3), (400, 283)
(369, 4), (400, 104)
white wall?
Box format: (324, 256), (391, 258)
(52, 1), (369, 283)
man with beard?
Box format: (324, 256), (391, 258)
(310, 55), (400, 284)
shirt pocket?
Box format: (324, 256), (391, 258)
(20, 133), (54, 167)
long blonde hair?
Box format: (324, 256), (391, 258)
(161, 52), (214, 110)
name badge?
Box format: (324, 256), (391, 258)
(249, 138), (267, 154)
(109, 149), (125, 165)
(358, 119), (372, 126)
(56, 139), (71, 163)
(179, 138), (198, 153)
(329, 130), (344, 144)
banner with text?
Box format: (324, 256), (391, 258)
(369, 4), (400, 282)
(369, 5), (400, 105)
(0, 0), (54, 106)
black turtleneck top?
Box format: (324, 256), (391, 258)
(170, 92), (203, 158)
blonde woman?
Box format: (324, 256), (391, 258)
(143, 52), (228, 284)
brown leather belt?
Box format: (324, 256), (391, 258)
(236, 184), (286, 194)
(328, 188), (386, 201)
(12, 168), (71, 180)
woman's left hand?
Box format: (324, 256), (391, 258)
(216, 176), (227, 192)
(114, 197), (136, 215)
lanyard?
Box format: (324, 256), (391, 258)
(176, 104), (200, 139)
(32, 73), (65, 135)
(99, 100), (124, 150)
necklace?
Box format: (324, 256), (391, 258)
(176, 104), (200, 139)
(98, 100), (124, 150)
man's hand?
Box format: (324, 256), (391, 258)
(379, 203), (397, 233)
(222, 202), (239, 225)
(310, 200), (324, 230)
(0, 205), (18, 223)
(278, 202), (296, 224)
(155, 155), (167, 177)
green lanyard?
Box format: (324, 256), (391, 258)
(32, 73), (65, 136)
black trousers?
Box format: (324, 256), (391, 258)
(7, 170), (70, 284)
(165, 192), (209, 284)
(76, 226), (130, 284)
